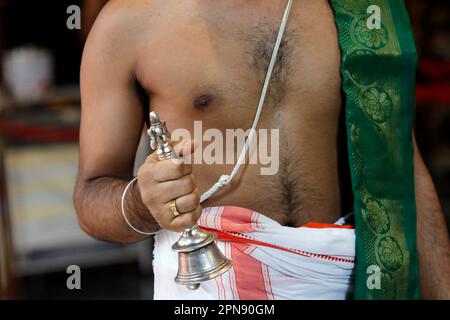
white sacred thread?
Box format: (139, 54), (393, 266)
(121, 0), (294, 234)
(200, 0), (294, 203)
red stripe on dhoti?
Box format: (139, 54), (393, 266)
(219, 206), (259, 233)
(231, 243), (269, 300)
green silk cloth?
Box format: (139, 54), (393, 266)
(330, 0), (420, 299)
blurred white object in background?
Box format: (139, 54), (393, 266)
(2, 47), (54, 104)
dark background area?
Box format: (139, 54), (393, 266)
(2, 0), (83, 85)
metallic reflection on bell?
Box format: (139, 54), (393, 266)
(172, 226), (232, 290)
(148, 112), (232, 290)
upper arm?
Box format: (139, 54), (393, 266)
(81, 0), (109, 40)
(413, 133), (432, 179)
(79, 2), (147, 182)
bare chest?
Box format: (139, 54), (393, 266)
(137, 1), (341, 120)
(136, 1), (343, 225)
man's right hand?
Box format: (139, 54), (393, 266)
(137, 139), (202, 233)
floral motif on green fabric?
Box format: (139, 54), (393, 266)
(362, 196), (391, 234)
(353, 17), (389, 49)
(368, 271), (397, 300)
(360, 88), (393, 124)
(376, 236), (404, 272)
(331, 0), (419, 299)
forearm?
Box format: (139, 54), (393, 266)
(414, 143), (450, 299)
(74, 176), (160, 244)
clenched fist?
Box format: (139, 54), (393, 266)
(137, 139), (202, 232)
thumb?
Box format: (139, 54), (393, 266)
(146, 138), (198, 163)
(173, 138), (199, 160)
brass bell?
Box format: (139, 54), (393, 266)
(148, 111), (232, 291)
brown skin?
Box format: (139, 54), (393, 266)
(414, 136), (450, 299)
(75, 0), (450, 298)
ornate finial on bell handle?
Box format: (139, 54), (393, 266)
(148, 112), (232, 290)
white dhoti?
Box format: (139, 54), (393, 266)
(153, 206), (355, 300)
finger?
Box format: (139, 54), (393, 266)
(144, 151), (160, 164)
(145, 138), (194, 163)
(172, 139), (200, 165)
(173, 139), (199, 158)
(169, 206), (203, 232)
(173, 191), (200, 214)
(156, 175), (196, 202)
(151, 205), (175, 230)
(151, 159), (192, 182)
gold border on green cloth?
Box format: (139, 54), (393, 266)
(330, 0), (420, 299)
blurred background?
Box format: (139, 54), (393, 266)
(0, 0), (449, 299)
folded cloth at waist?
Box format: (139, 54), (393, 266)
(153, 206), (356, 300)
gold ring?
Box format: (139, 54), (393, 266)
(169, 201), (181, 217)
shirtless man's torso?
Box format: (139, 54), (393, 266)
(75, 0), (450, 300)
(79, 0), (346, 229)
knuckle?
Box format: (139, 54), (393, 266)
(172, 225), (184, 233)
(189, 213), (198, 226)
(172, 161), (184, 175)
(182, 176), (195, 192)
(188, 193), (200, 208)
(184, 163), (193, 173)
(159, 220), (169, 229)
(142, 189), (163, 208)
(194, 207), (203, 220)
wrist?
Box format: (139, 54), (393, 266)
(122, 178), (161, 235)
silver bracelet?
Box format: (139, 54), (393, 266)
(121, 177), (162, 236)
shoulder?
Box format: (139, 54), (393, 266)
(84, 0), (158, 55)
(81, 0), (156, 75)
(87, 0), (154, 45)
